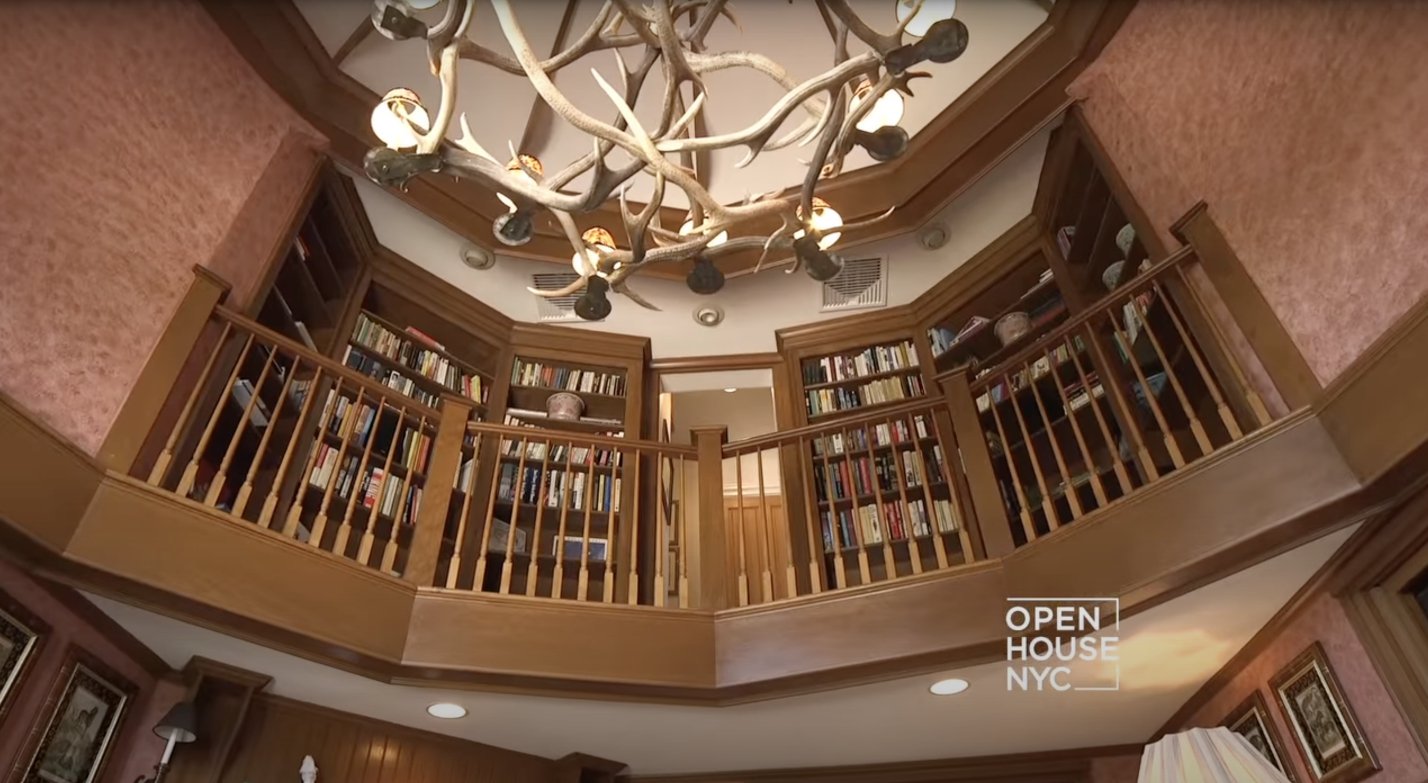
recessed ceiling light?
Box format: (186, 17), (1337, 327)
(724, 387), (737, 393)
(929, 678), (969, 696)
(427, 702), (467, 719)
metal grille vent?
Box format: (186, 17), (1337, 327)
(820, 256), (887, 311)
(531, 273), (582, 322)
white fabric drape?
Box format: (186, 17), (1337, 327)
(1138, 727), (1292, 783)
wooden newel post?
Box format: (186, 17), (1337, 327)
(404, 396), (472, 586)
(939, 372), (1015, 558)
(99, 266), (231, 475)
(689, 426), (731, 610)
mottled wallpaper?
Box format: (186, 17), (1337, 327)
(0, 0), (322, 455)
(1070, 0), (1428, 384)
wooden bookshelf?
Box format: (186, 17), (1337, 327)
(923, 249), (1070, 375)
(798, 338), (926, 421)
(504, 355), (630, 435)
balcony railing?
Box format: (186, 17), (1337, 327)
(117, 241), (1290, 614)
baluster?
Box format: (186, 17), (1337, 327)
(309, 389), (367, 552)
(733, 445), (750, 606)
(1066, 334), (1134, 495)
(1106, 307), (1186, 469)
(525, 437), (553, 597)
(500, 434), (530, 595)
(653, 450), (667, 605)
(796, 435), (824, 594)
(1023, 357), (1084, 522)
(334, 399), (385, 558)
(906, 413), (949, 569)
(886, 418), (923, 574)
(1173, 265), (1271, 427)
(472, 432), (509, 592)
(1006, 369), (1061, 532)
(257, 366), (321, 529)
(755, 444), (776, 601)
(205, 346), (277, 507)
(1128, 287), (1213, 457)
(1044, 343), (1108, 509)
(282, 378), (345, 537)
(626, 447), (641, 605)
(841, 425), (874, 585)
(149, 322), (233, 486)
(176, 334), (255, 498)
(1081, 323), (1160, 484)
(382, 415), (426, 576)
(985, 378), (1038, 542)
(924, 410), (975, 561)
(814, 435), (848, 589)
(550, 442), (577, 599)
(603, 444), (623, 604)
(445, 433), (479, 588)
(576, 440), (599, 601)
(677, 456), (690, 607)
(234, 354), (299, 519)
(359, 403), (405, 568)
(857, 422), (897, 581)
(1152, 279), (1244, 442)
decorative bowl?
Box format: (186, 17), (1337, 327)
(994, 312), (1031, 346)
(546, 392), (585, 421)
(1115, 223), (1136, 257)
(1102, 260), (1126, 291)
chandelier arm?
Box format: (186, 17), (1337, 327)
(821, 0), (903, 54)
(544, 47), (660, 191)
(680, 0), (732, 47)
(685, 51), (828, 116)
(798, 85), (847, 233)
(415, 41), (462, 154)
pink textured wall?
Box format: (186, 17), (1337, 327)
(1069, 0), (1428, 384)
(0, 0), (322, 455)
(1178, 593), (1428, 782)
(0, 559), (173, 783)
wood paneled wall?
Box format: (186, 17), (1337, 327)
(217, 695), (557, 783)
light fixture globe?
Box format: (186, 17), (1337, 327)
(370, 88), (429, 150)
(794, 198), (844, 250)
(572, 226), (618, 277)
(496, 154), (545, 212)
(679, 219), (728, 248)
(896, 0), (956, 37)
(851, 80), (905, 132)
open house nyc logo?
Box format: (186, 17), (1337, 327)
(1005, 597), (1120, 692)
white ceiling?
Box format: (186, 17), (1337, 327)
(295, 0), (1050, 205)
(85, 526), (1353, 776)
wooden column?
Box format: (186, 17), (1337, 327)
(404, 396), (472, 586)
(939, 372), (1015, 558)
(1171, 201), (1322, 409)
(99, 266), (230, 475)
(689, 426), (731, 610)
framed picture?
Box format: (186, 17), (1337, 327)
(16, 647), (135, 783)
(1224, 690), (1296, 781)
(0, 588), (48, 726)
(1271, 642), (1380, 783)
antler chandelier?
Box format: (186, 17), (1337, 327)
(364, 0), (968, 320)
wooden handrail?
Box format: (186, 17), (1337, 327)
(214, 305), (444, 422)
(467, 420), (697, 456)
(939, 246), (1197, 390)
(722, 398), (940, 453)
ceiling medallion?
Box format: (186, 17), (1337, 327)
(365, 0), (969, 319)
(692, 304), (725, 327)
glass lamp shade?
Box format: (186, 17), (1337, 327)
(895, 0), (956, 37)
(679, 219), (728, 248)
(851, 81), (905, 133)
(1138, 728), (1292, 783)
(496, 154), (544, 212)
(153, 701), (198, 744)
(572, 227), (618, 277)
(370, 88), (429, 150)
(794, 198), (843, 249)
(406, 0), (442, 8)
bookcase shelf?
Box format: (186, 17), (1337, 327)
(798, 338), (925, 420)
(925, 255), (1069, 375)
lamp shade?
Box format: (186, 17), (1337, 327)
(153, 701), (198, 744)
(1139, 728), (1291, 783)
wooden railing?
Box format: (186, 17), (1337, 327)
(719, 399), (977, 606)
(946, 248), (1276, 548)
(136, 306), (444, 578)
(437, 421), (698, 607)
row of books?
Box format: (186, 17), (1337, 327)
(497, 463), (622, 513)
(805, 374), (926, 417)
(802, 340), (919, 386)
(928, 316), (991, 358)
(340, 348), (442, 408)
(510, 359), (626, 397)
(502, 411), (624, 430)
(974, 337), (1088, 412)
(319, 391), (432, 474)
(809, 414), (932, 457)
(813, 446), (946, 503)
(500, 439), (624, 467)
(350, 314), (486, 403)
(306, 445), (423, 525)
(819, 497), (959, 551)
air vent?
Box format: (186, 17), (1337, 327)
(530, 272), (582, 322)
(820, 255), (887, 312)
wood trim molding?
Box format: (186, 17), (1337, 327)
(1170, 202), (1322, 409)
(649, 354), (783, 373)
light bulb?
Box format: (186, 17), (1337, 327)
(851, 82), (905, 133)
(679, 219), (728, 248)
(895, 0), (956, 38)
(370, 88), (429, 150)
(794, 198), (844, 250)
(497, 154), (544, 212)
